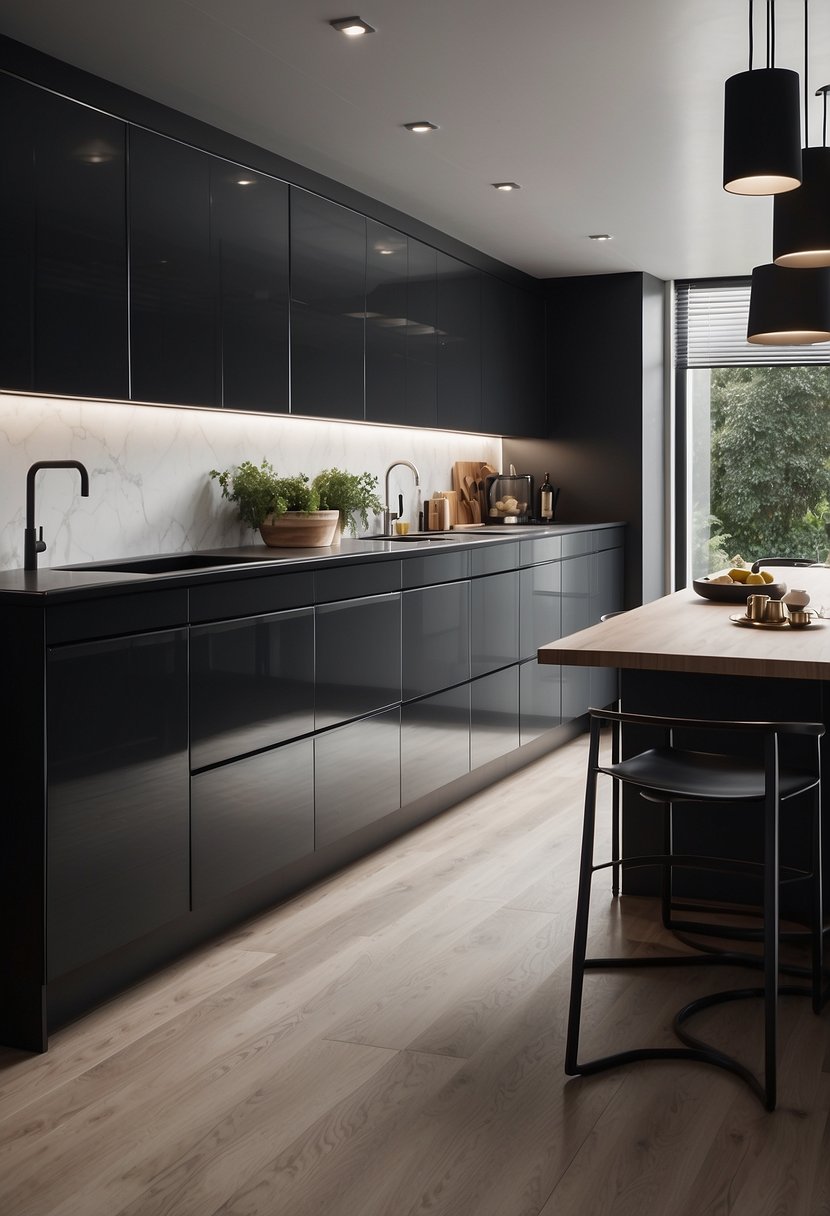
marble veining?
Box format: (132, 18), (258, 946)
(0, 392), (502, 571)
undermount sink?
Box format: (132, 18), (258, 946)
(363, 534), (454, 543)
(63, 553), (269, 575)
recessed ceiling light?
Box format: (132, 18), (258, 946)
(492, 182), (521, 191)
(588, 233), (613, 241)
(330, 16), (375, 36)
(404, 121), (438, 134)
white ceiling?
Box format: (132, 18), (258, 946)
(2, 0), (829, 282)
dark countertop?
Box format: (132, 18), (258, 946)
(0, 522), (624, 605)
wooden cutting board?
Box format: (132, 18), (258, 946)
(452, 461), (493, 521)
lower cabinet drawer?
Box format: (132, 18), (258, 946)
(519, 658), (562, 744)
(471, 667), (519, 769)
(191, 738), (314, 907)
(401, 685), (470, 805)
(315, 709), (401, 848)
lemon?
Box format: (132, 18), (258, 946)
(745, 572), (766, 584)
(728, 568), (750, 583)
(761, 570), (775, 583)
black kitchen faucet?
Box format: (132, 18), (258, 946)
(24, 460), (90, 571)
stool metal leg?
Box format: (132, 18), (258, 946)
(610, 715), (620, 897)
(565, 718), (602, 1075)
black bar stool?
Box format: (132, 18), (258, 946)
(566, 708), (826, 1110)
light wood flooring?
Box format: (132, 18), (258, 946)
(2, 731), (830, 1216)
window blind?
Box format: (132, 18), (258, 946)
(675, 277), (830, 368)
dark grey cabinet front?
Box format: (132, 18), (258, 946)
(315, 709), (401, 847)
(290, 189), (366, 419)
(482, 281), (545, 439)
(401, 685), (470, 805)
(402, 581), (470, 700)
(190, 607), (314, 770)
(365, 220), (407, 425)
(560, 554), (592, 721)
(519, 560), (562, 659)
(436, 252), (481, 432)
(0, 72), (128, 399)
(212, 164), (289, 412)
(46, 628), (189, 980)
(519, 658), (562, 743)
(129, 127), (217, 407)
(471, 667), (520, 769)
(590, 545), (625, 709)
(315, 593), (401, 729)
(191, 737), (314, 907)
(471, 570), (520, 678)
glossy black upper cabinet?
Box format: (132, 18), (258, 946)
(212, 165), (289, 412)
(365, 221), (407, 425)
(436, 252), (481, 432)
(129, 128), (218, 407)
(290, 189), (366, 420)
(365, 224), (438, 428)
(482, 277), (545, 437)
(0, 73), (128, 399)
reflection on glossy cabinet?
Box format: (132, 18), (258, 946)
(402, 581), (470, 700)
(191, 738), (314, 907)
(129, 127), (217, 406)
(315, 592), (401, 728)
(212, 164), (289, 411)
(436, 252), (481, 432)
(0, 72), (128, 399)
(471, 667), (519, 769)
(471, 570), (519, 678)
(190, 607), (314, 769)
(519, 657), (562, 744)
(290, 189), (366, 419)
(365, 220), (407, 424)
(401, 685), (470, 804)
(315, 709), (401, 848)
(46, 628), (189, 979)
(519, 560), (562, 659)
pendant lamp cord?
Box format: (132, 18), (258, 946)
(804, 0), (809, 147)
(768, 0), (774, 69)
(749, 0), (754, 70)
(819, 85), (829, 148)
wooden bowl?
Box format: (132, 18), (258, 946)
(259, 510), (340, 548)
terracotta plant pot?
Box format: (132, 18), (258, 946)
(259, 510), (340, 548)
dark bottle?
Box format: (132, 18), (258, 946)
(539, 473), (555, 521)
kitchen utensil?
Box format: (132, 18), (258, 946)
(483, 473), (533, 524)
(747, 594), (770, 621)
(729, 612), (813, 629)
(764, 599), (787, 623)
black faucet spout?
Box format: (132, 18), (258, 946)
(24, 460), (91, 571)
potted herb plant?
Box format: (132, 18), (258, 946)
(209, 460), (340, 547)
(311, 467), (383, 539)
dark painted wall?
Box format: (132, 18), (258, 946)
(504, 271), (666, 609)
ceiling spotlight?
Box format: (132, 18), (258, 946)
(329, 16), (375, 36)
(404, 122), (438, 133)
(588, 234), (613, 241)
(492, 182), (521, 191)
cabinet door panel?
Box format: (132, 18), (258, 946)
(519, 561), (562, 659)
(590, 546), (625, 709)
(471, 667), (519, 769)
(561, 554), (592, 720)
(290, 189), (365, 419)
(365, 220), (407, 424)
(520, 658), (561, 743)
(0, 73), (128, 398)
(190, 607), (314, 769)
(402, 581), (470, 699)
(46, 629), (188, 979)
(315, 709), (401, 847)
(471, 570), (519, 678)
(405, 238), (438, 426)
(212, 164), (289, 411)
(129, 127), (217, 406)
(436, 252), (481, 431)
(315, 593), (401, 728)
(191, 738), (314, 906)
(401, 685), (470, 805)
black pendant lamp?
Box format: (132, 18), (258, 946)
(747, 262), (830, 343)
(724, 0), (802, 194)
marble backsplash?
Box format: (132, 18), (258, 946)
(0, 392), (502, 571)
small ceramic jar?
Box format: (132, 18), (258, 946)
(783, 589), (811, 609)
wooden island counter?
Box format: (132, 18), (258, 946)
(538, 567), (830, 906)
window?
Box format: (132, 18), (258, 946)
(676, 279), (830, 579)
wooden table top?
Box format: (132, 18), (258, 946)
(538, 566), (830, 682)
